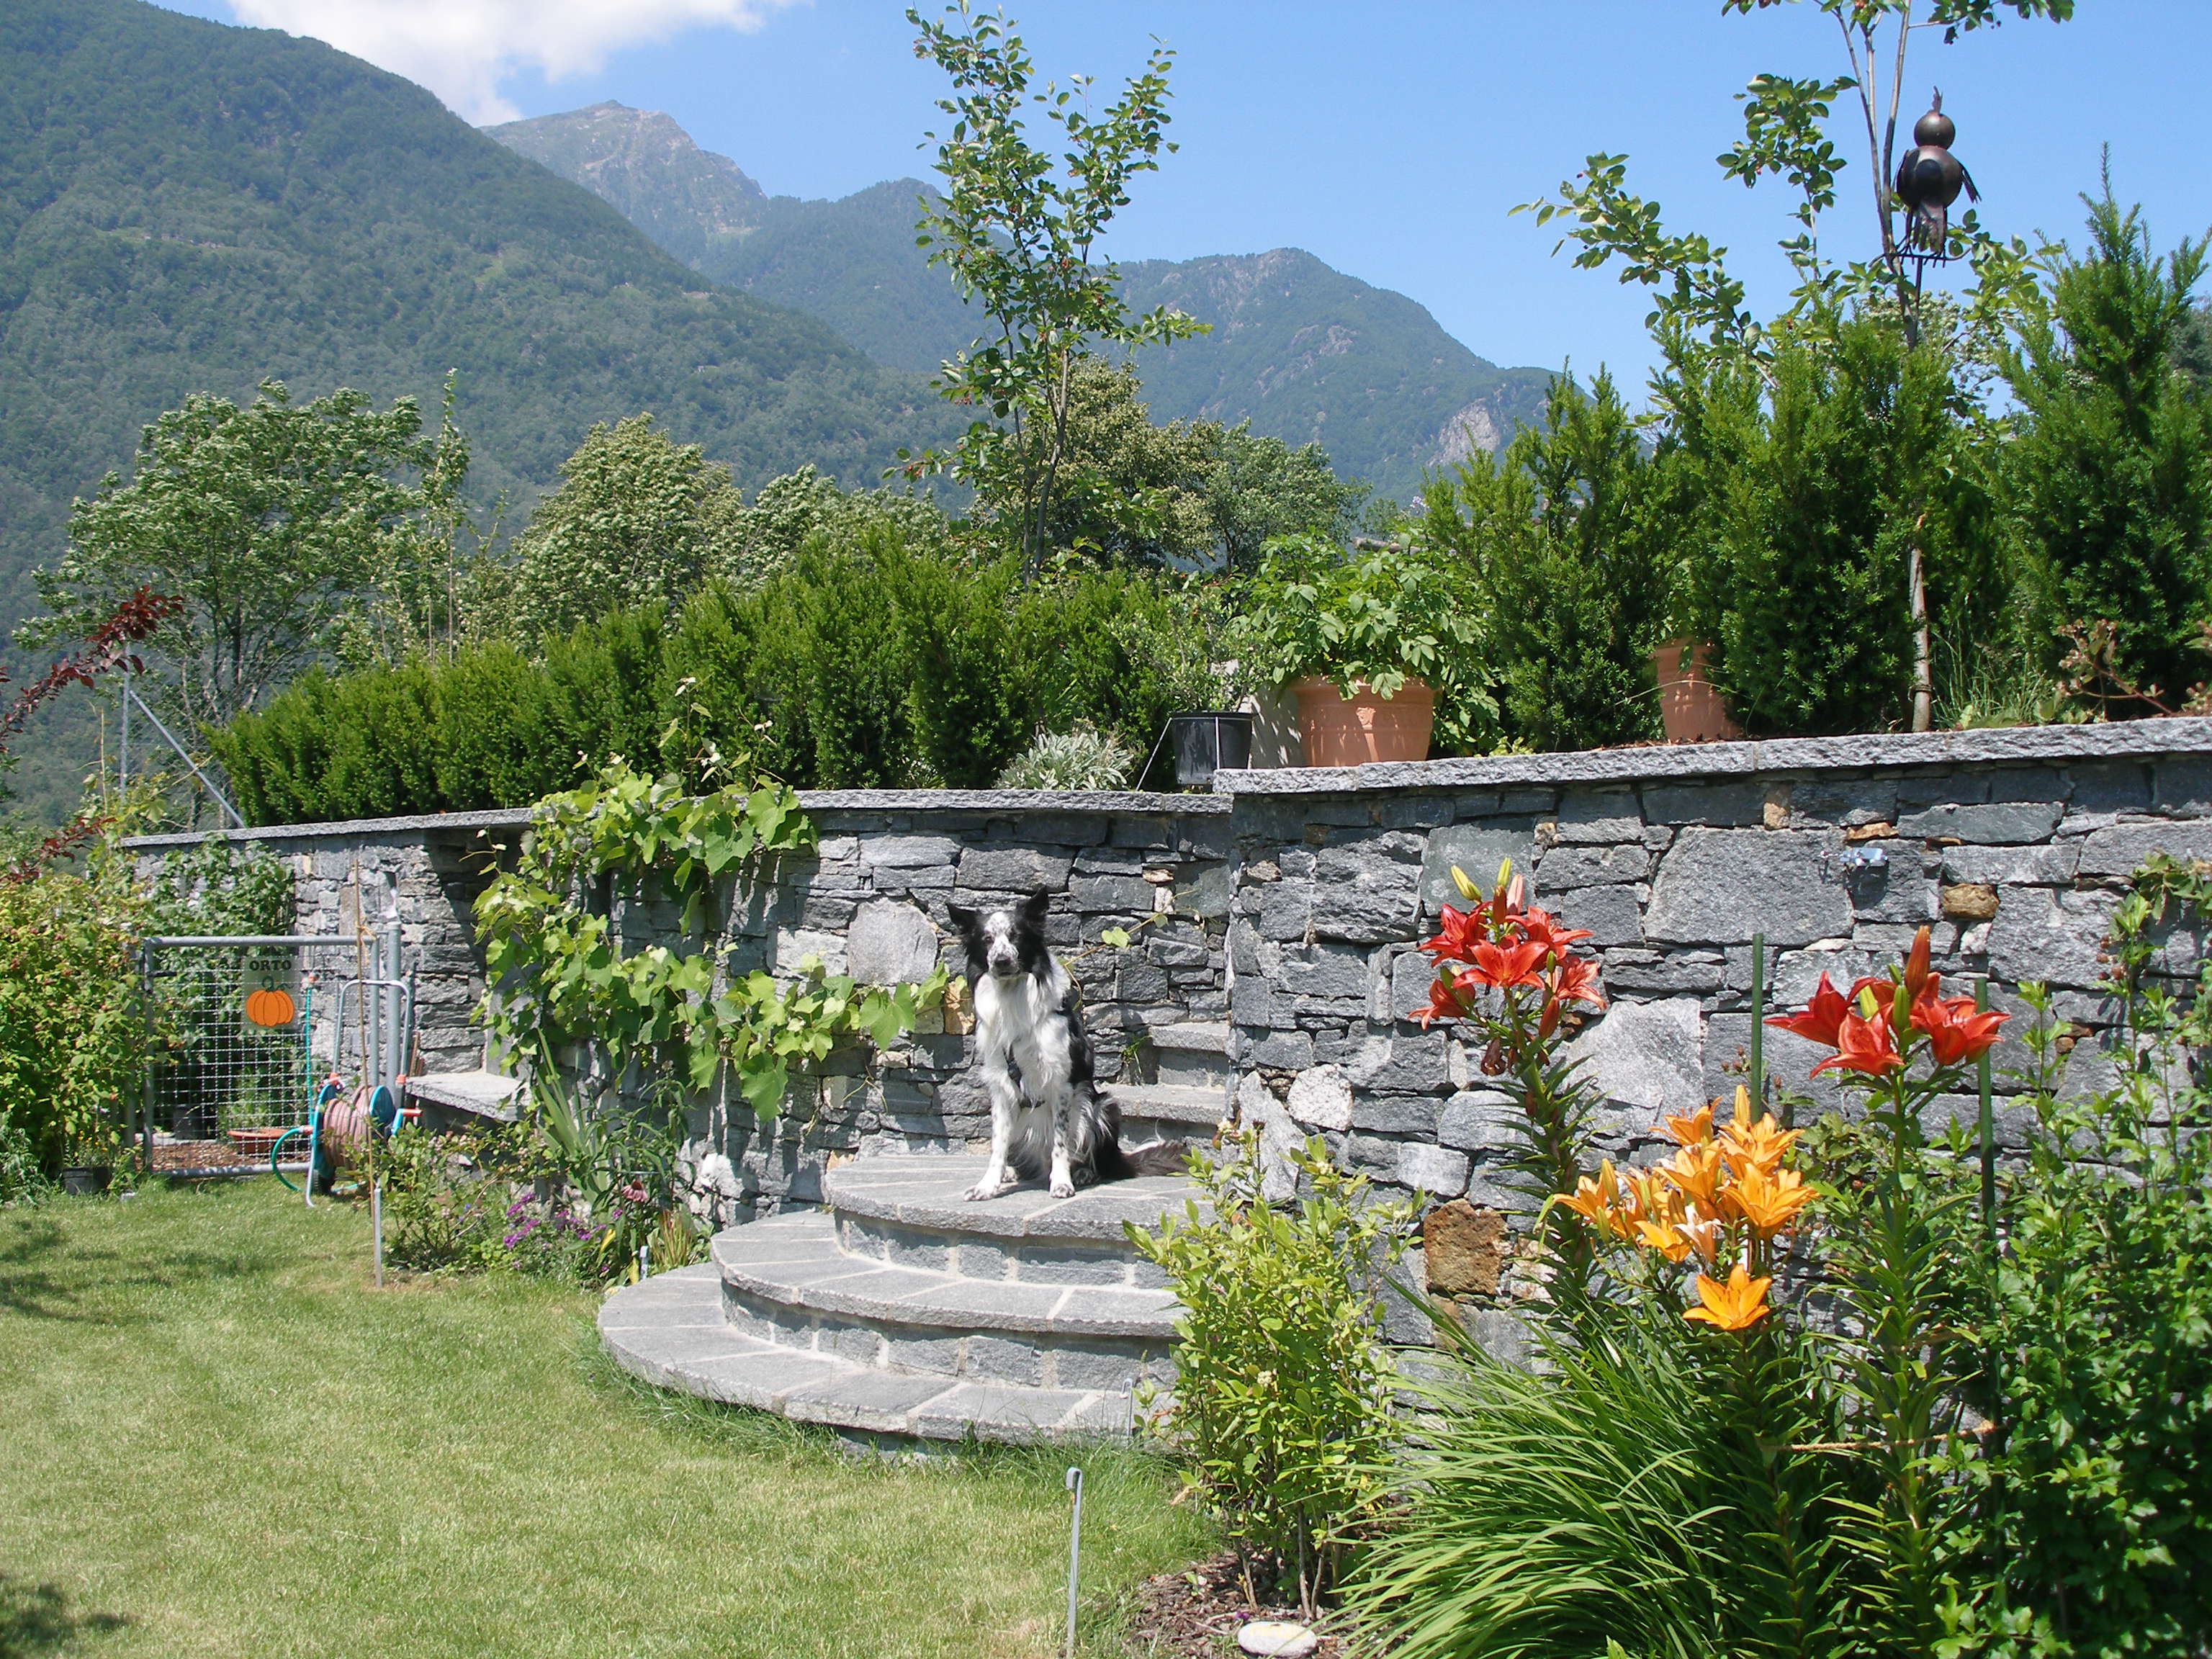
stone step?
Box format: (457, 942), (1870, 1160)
(1146, 1020), (1233, 1088)
(717, 1212), (1179, 1339)
(714, 1214), (1176, 1393)
(599, 1266), (1135, 1442)
(1108, 1082), (1229, 1134)
(823, 1156), (1199, 1287)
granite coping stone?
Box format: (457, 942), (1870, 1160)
(597, 1268), (1130, 1442)
(1210, 718), (2212, 798)
(823, 1154), (1202, 1243)
(712, 1214), (1179, 1339)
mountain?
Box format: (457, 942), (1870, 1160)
(487, 103), (1558, 505)
(0, 1), (953, 821)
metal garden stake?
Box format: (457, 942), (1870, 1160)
(372, 1179), (385, 1290)
(1064, 1465), (1084, 1659)
(1977, 977), (1996, 1240)
(1750, 932), (1767, 1112)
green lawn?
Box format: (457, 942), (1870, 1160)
(0, 1180), (1211, 1659)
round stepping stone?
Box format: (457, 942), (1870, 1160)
(1238, 1620), (1318, 1658)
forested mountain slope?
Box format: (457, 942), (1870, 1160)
(0, 1), (952, 817)
(489, 102), (1557, 505)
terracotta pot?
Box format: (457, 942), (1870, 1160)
(1650, 639), (1743, 745)
(1291, 676), (1435, 767)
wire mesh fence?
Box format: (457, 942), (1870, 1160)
(140, 935), (395, 1176)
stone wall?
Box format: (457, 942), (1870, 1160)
(131, 720), (2212, 1292)
(1215, 721), (2212, 1329)
(131, 791), (1235, 1216)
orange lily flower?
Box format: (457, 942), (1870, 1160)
(1911, 991), (2009, 1066)
(1659, 1101), (1716, 1147)
(1543, 952), (1607, 1011)
(1519, 906), (1595, 959)
(1557, 1161), (1624, 1237)
(1657, 1141), (1725, 1215)
(1684, 1264), (1773, 1332)
(1812, 1009), (1903, 1077)
(1718, 1087), (1801, 1176)
(1723, 1164), (1817, 1236)
(1420, 904), (1486, 966)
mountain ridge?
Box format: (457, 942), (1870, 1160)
(487, 102), (1560, 504)
(0, 0), (955, 819)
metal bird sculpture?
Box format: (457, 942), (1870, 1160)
(1894, 89), (1978, 256)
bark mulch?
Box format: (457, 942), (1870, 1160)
(1119, 1552), (1347, 1657)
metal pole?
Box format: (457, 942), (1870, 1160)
(1064, 1465), (1084, 1659)
(372, 1179), (385, 1289)
(1977, 977), (1996, 1241)
(1749, 932), (1766, 1114)
(118, 664), (128, 796)
(381, 922), (404, 1100)
(124, 684), (243, 829)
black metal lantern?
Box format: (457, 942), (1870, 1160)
(1894, 89), (1979, 261)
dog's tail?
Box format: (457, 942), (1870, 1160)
(1093, 1136), (1193, 1182)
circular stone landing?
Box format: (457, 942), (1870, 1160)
(598, 1154), (1204, 1444)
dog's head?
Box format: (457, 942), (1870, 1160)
(947, 892), (1051, 983)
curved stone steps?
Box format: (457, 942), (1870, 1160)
(714, 1213), (1179, 1341)
(598, 1267), (1135, 1442)
(601, 1154), (1205, 1443)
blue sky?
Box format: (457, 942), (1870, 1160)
(161, 1), (2212, 390)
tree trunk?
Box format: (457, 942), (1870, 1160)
(1909, 535), (1933, 732)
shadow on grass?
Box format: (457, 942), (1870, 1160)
(0, 1574), (129, 1657)
(0, 1215), (284, 1324)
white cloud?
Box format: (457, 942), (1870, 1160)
(225, 0), (804, 124)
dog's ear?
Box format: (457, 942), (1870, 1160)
(1019, 891), (1051, 927)
(946, 904), (979, 939)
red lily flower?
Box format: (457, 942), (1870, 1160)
(1911, 992), (2008, 1066)
(1544, 953), (1607, 1012)
(1518, 906), (1594, 958)
(1766, 973), (1850, 1049)
(1811, 1009), (1903, 1077)
(1465, 936), (1547, 992)
(1421, 904), (1487, 966)
(1902, 925), (1933, 1005)
(1418, 968), (1473, 1028)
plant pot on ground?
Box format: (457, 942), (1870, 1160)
(58, 1165), (112, 1195)
(1235, 534), (1484, 768)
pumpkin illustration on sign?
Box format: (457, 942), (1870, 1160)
(245, 986), (296, 1028)
(241, 949), (300, 1028)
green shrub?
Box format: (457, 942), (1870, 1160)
(0, 861), (139, 1172)
(1419, 372), (1671, 751)
(1667, 317), (1988, 734)
(213, 533), (1209, 820)
(1128, 1127), (1411, 1614)
(1973, 863), (2212, 1656)
(2005, 192), (2212, 710)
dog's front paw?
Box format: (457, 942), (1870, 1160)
(1048, 1177), (1076, 1199)
(963, 1177), (1007, 1202)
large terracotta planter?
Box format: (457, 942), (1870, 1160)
(1292, 676), (1435, 766)
(1650, 639), (1742, 745)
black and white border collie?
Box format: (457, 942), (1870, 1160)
(948, 894), (1185, 1200)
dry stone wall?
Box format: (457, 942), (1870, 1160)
(1215, 721), (2212, 1331)
(130, 721), (2212, 1302)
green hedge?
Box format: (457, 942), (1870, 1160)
(213, 534), (1195, 823)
